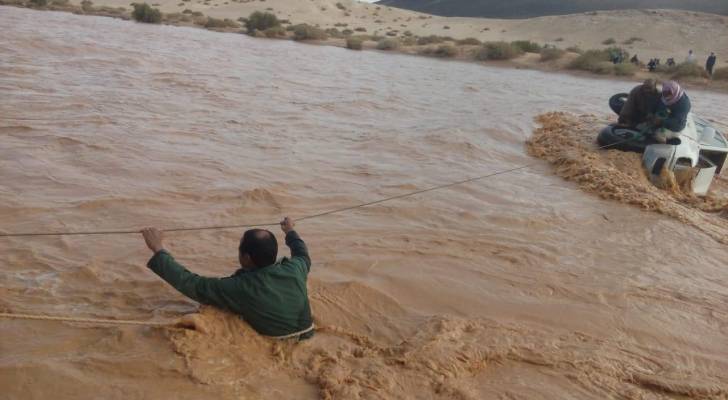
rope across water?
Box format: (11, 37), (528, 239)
(0, 164), (535, 238)
(0, 136), (635, 325)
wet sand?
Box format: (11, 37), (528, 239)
(2, 7), (728, 399)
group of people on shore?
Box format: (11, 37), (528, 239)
(639, 50), (718, 77)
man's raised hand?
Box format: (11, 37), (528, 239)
(280, 217), (295, 234)
(141, 227), (165, 253)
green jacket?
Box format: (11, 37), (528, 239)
(147, 231), (313, 338)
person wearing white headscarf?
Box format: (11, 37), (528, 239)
(653, 80), (691, 133)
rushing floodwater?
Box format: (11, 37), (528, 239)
(2, 6), (728, 399)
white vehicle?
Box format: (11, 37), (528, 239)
(598, 93), (728, 195)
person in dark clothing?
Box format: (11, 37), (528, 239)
(651, 81), (691, 140)
(630, 54), (639, 65)
(141, 217), (315, 340)
(647, 58), (657, 72)
(618, 79), (660, 128)
(706, 52), (717, 76)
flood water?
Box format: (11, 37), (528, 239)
(1, 6), (727, 399)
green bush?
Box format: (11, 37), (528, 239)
(417, 35), (445, 45)
(602, 38), (616, 45)
(376, 38), (400, 50)
(476, 42), (524, 60)
(205, 17), (240, 29)
(400, 36), (416, 46)
(346, 36), (363, 50)
(456, 37), (481, 46)
(326, 28), (344, 38)
(670, 62), (710, 79)
(292, 24), (327, 41)
(511, 40), (541, 53)
(263, 25), (286, 37)
(132, 3), (162, 23)
(244, 11), (279, 33)
(614, 63), (637, 76)
(568, 49), (611, 72)
(540, 47), (565, 62)
(713, 67), (728, 80)
(419, 44), (457, 57)
(568, 47), (629, 73)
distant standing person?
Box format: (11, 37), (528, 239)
(686, 49), (696, 64)
(706, 52), (717, 76)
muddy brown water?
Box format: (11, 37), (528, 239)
(1, 6), (728, 399)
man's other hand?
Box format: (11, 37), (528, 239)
(141, 227), (165, 253)
(280, 217), (295, 234)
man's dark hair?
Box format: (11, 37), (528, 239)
(239, 229), (278, 268)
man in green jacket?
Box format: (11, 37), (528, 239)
(141, 217), (314, 340)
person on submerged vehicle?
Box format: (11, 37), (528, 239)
(617, 79), (660, 128)
(650, 80), (691, 143)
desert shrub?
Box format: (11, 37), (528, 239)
(456, 37), (481, 46)
(713, 67), (728, 80)
(403, 30), (413, 36)
(417, 35), (444, 45)
(263, 25), (285, 37)
(623, 37), (644, 45)
(569, 47), (629, 71)
(614, 62), (637, 76)
(476, 41), (523, 60)
(511, 40), (541, 53)
(80, 0), (93, 11)
(670, 62), (709, 79)
(354, 27), (367, 32)
(335, 1), (345, 10)
(244, 11), (279, 33)
(602, 38), (616, 45)
(566, 46), (583, 54)
(400, 36), (416, 46)
(554, 37), (564, 42)
(205, 17), (240, 28)
(420, 44), (457, 57)
(132, 3), (161, 23)
(29, 0), (48, 6)
(292, 24), (327, 41)
(540, 47), (565, 62)
(568, 49), (611, 71)
(346, 36), (363, 50)
(182, 8), (192, 13)
(326, 28), (344, 38)
(342, 28), (353, 35)
(334, 22), (347, 27)
(376, 38), (400, 50)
